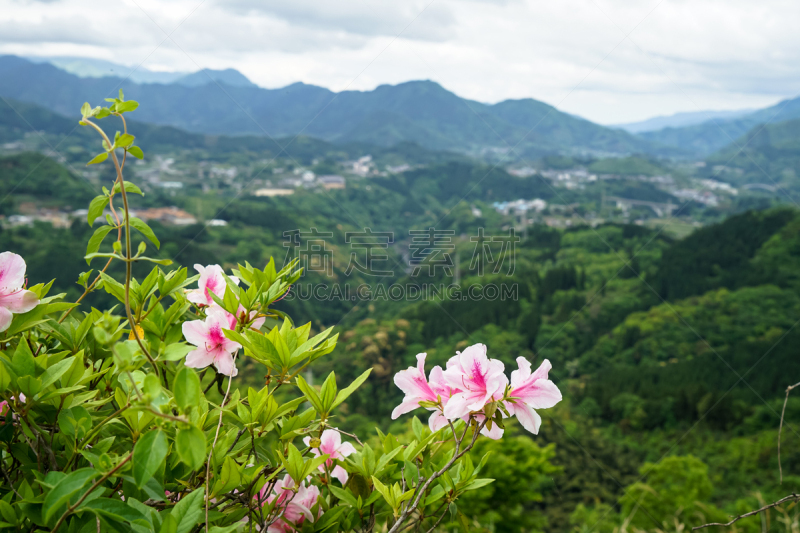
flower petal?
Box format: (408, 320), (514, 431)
(320, 429), (341, 455)
(0, 252), (26, 292)
(0, 307), (12, 333)
(213, 352), (238, 377)
(428, 410), (449, 432)
(184, 348), (214, 369)
(513, 402), (543, 434)
(182, 319), (209, 347)
(391, 397), (423, 419)
(331, 465), (349, 485)
(0, 289), (38, 314)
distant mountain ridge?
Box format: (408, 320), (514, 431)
(615, 109), (755, 134)
(637, 97), (800, 156)
(25, 56), (188, 84)
(0, 55), (678, 158)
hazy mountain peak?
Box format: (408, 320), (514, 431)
(174, 68), (257, 88)
(24, 56), (187, 84)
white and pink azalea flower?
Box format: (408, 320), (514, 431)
(186, 264), (239, 307)
(441, 344), (508, 420)
(0, 252), (39, 332)
(504, 357), (562, 435)
(303, 429), (356, 485)
(390, 344), (561, 440)
(182, 306), (241, 376)
(259, 475), (320, 533)
(392, 353), (459, 432)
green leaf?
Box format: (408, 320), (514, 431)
(162, 343), (193, 362)
(11, 340), (35, 378)
(112, 181), (144, 196)
(329, 486), (359, 508)
(80, 102), (91, 117)
(464, 478), (494, 491)
(85, 225), (115, 264)
(116, 133), (135, 148)
(128, 146), (144, 159)
(39, 358), (74, 391)
(87, 152), (108, 165)
(116, 101), (139, 113)
(80, 497), (146, 524)
(130, 219), (161, 250)
(295, 375), (323, 413)
(170, 488), (204, 533)
(87, 196), (110, 226)
(42, 468), (98, 522)
(133, 430), (168, 489)
(176, 426), (206, 470)
(331, 368), (371, 410)
(173, 367), (202, 413)
(138, 256), (173, 266)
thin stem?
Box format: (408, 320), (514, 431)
(693, 493), (800, 530)
(779, 381), (800, 483)
(51, 452), (133, 533)
(83, 118), (158, 376)
(206, 353), (238, 533)
(387, 418), (485, 533)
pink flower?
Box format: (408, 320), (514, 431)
(186, 264), (239, 307)
(182, 307), (241, 376)
(303, 429), (356, 484)
(392, 353), (458, 432)
(503, 358), (561, 435)
(441, 344), (508, 421)
(0, 252), (39, 332)
(259, 475), (320, 533)
(471, 413), (504, 440)
(208, 303), (266, 332)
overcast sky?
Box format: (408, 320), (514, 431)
(2, 0), (799, 124)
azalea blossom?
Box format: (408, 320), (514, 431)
(0, 252), (39, 332)
(186, 264), (239, 307)
(259, 475), (320, 533)
(503, 357), (562, 435)
(182, 306), (241, 376)
(303, 429), (356, 484)
(392, 353), (458, 432)
(208, 303), (266, 332)
(441, 344), (508, 421)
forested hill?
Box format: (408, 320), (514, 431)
(0, 55), (676, 157)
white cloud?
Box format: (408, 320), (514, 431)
(0, 0), (798, 124)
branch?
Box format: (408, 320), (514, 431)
(779, 381), (800, 483)
(330, 427), (364, 447)
(51, 452), (134, 533)
(387, 417), (485, 533)
(206, 352), (238, 533)
(693, 493), (800, 530)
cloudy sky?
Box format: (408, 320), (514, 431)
(2, 0), (799, 124)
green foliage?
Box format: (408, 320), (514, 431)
(0, 94), (515, 533)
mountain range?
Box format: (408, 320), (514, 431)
(4, 55), (800, 160)
(0, 55), (677, 159)
(614, 109), (755, 134)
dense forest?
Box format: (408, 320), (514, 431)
(2, 140), (800, 532)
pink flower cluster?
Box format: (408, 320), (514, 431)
(303, 429), (357, 485)
(259, 475), (321, 533)
(392, 343), (561, 439)
(181, 264), (265, 376)
(0, 252), (39, 332)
